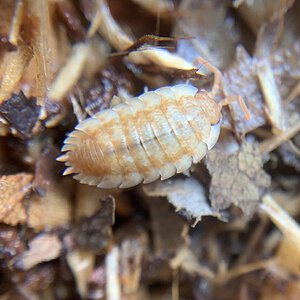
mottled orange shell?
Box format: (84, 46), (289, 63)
(58, 84), (221, 188)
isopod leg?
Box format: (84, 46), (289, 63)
(219, 95), (251, 121)
(194, 56), (224, 98)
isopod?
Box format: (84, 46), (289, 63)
(57, 57), (250, 188)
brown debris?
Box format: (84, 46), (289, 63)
(0, 173), (33, 226)
(0, 91), (41, 138)
(205, 142), (271, 215)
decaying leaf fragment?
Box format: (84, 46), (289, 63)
(144, 178), (222, 224)
(0, 173), (33, 226)
(205, 142), (271, 215)
(0, 91), (41, 138)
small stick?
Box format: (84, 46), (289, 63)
(259, 121), (300, 154)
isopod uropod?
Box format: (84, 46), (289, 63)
(57, 57), (250, 189)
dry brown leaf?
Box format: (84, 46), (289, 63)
(15, 233), (62, 270)
(0, 173), (33, 226)
(205, 142), (271, 215)
(144, 178), (222, 224)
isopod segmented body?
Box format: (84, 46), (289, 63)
(58, 57), (250, 188)
(58, 84), (221, 188)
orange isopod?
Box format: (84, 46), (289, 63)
(57, 57), (250, 188)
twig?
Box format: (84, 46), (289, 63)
(259, 121), (300, 154)
(260, 194), (300, 242)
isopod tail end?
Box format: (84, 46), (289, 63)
(63, 167), (74, 176)
(56, 154), (68, 162)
